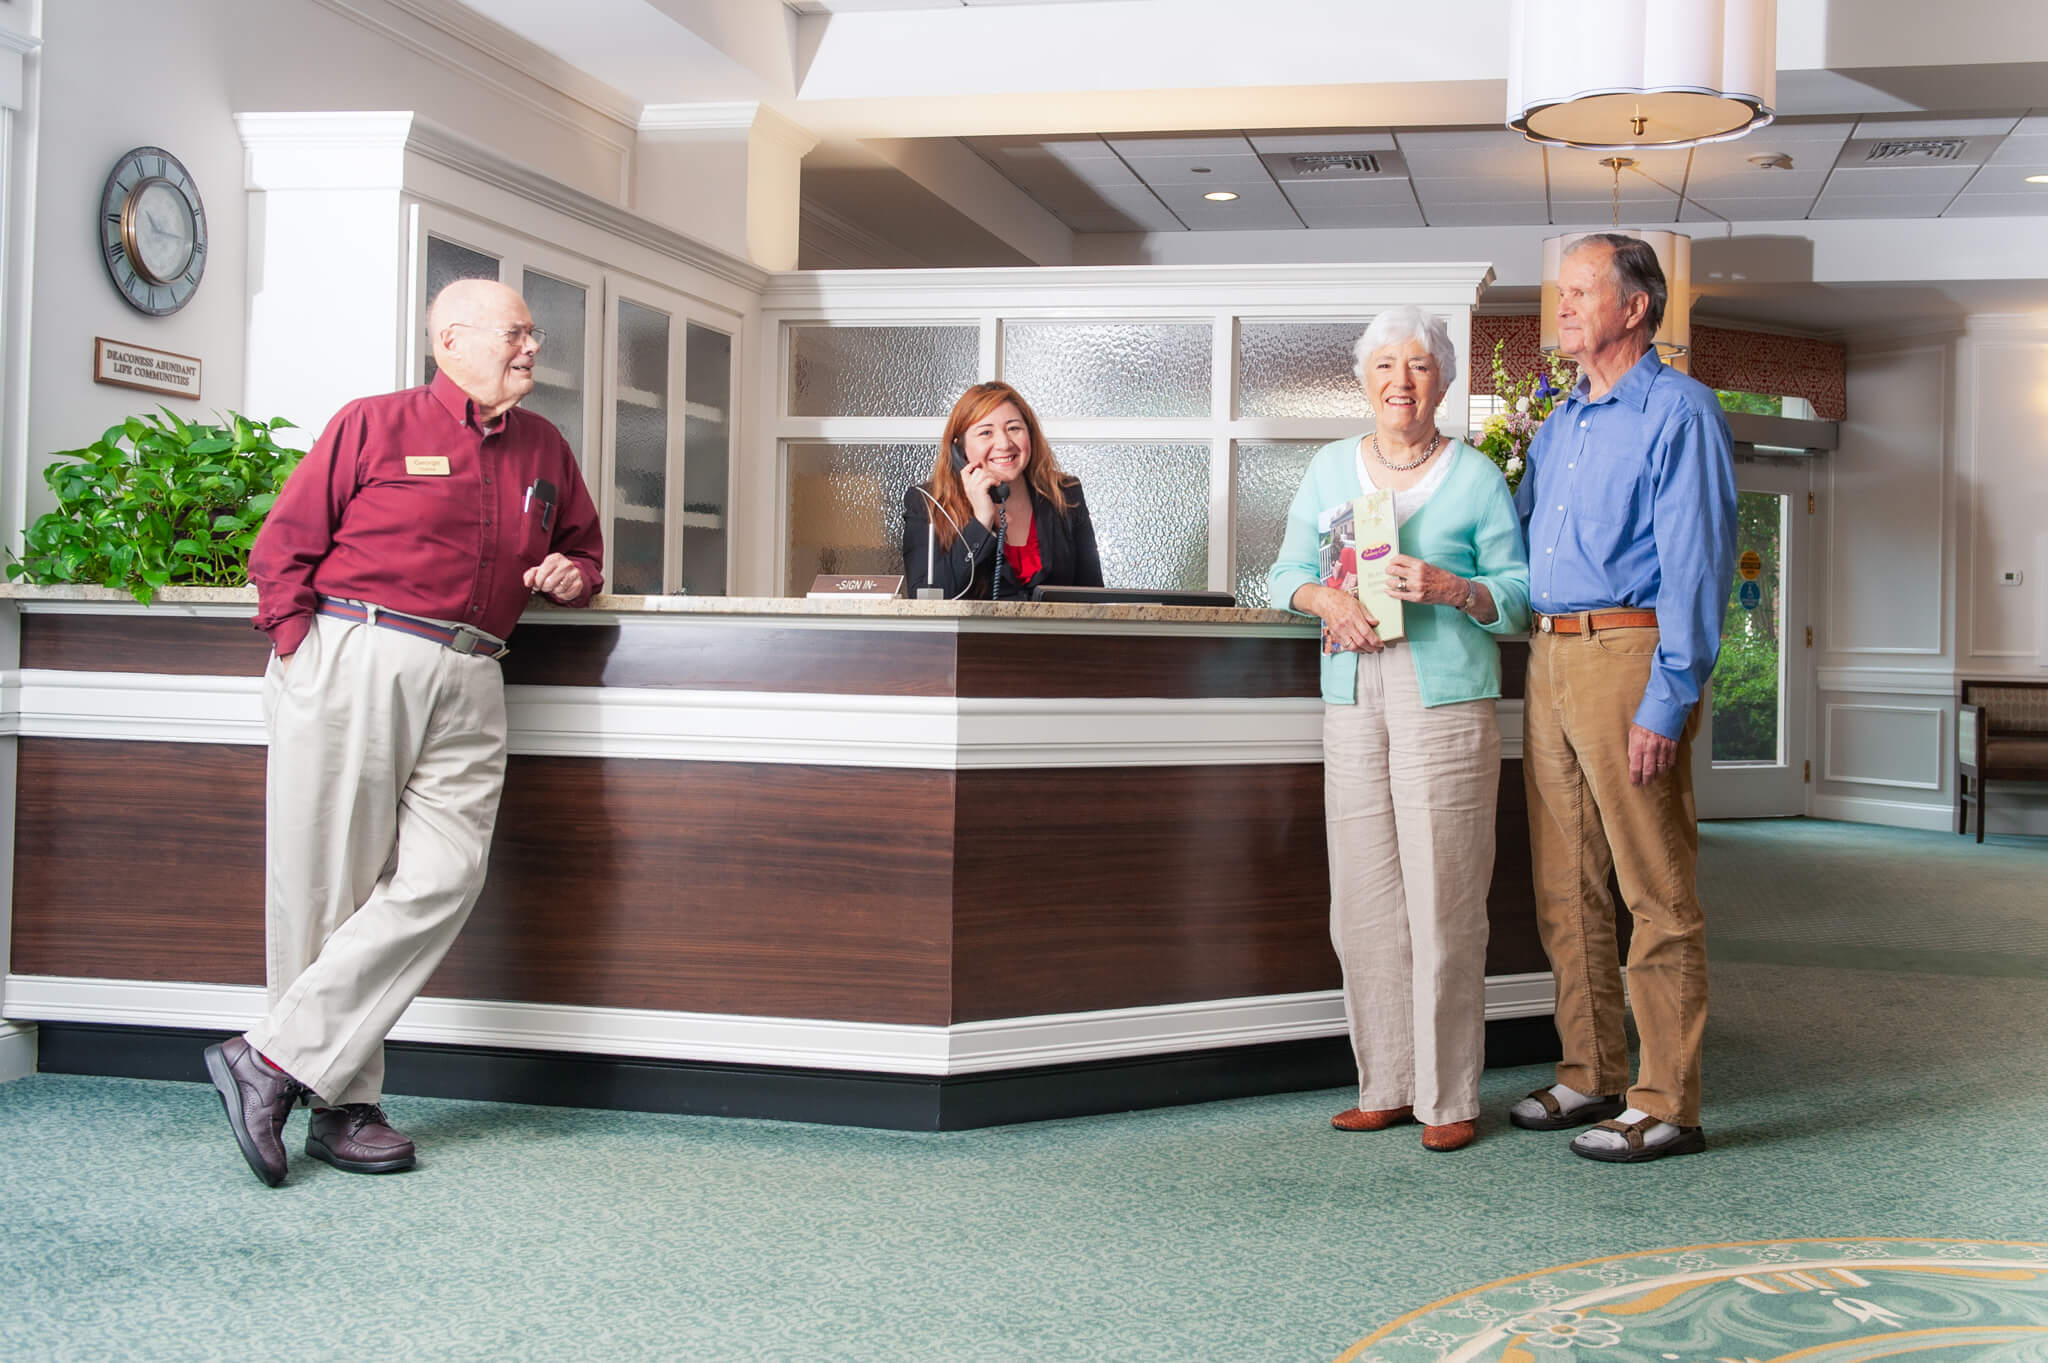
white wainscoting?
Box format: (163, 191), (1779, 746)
(1826, 345), (1948, 657)
(1822, 703), (1945, 790)
(4, 973), (1557, 1078)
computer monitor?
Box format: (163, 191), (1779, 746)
(1030, 585), (1238, 608)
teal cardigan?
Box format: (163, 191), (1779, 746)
(1268, 437), (1532, 707)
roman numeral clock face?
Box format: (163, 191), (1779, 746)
(99, 146), (207, 316)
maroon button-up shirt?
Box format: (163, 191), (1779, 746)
(251, 371), (604, 655)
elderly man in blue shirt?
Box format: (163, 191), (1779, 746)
(1508, 233), (1737, 1164)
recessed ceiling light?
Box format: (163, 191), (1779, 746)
(2027, 174), (2048, 184)
(1203, 191), (1239, 202)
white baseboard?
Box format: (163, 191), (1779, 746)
(3, 973), (1557, 1078)
(1809, 793), (1955, 831)
(0, 1021), (35, 1082)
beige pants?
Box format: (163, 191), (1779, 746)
(246, 613), (508, 1105)
(1323, 648), (1500, 1126)
(1524, 626), (1707, 1126)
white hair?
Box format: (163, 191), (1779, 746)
(1350, 306), (1459, 387)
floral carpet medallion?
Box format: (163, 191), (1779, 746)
(1340, 1240), (2048, 1362)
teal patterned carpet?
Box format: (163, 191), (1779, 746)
(3, 819), (2045, 1362)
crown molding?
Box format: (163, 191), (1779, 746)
(235, 111), (769, 293)
(799, 198), (918, 269)
(313, 0), (640, 134)
(1964, 313), (2048, 336)
(639, 101), (820, 158)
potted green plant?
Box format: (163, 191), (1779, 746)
(6, 409), (300, 603)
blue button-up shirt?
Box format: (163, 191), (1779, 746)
(1516, 347), (1738, 739)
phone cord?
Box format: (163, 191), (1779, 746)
(991, 502), (1007, 601)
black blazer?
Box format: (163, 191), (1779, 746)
(901, 478), (1104, 600)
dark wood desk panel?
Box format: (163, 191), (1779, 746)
(950, 764), (1334, 1022)
(501, 622), (957, 696)
(18, 614), (271, 677)
(11, 739), (268, 983)
(431, 757), (955, 1026)
(956, 632), (1318, 700)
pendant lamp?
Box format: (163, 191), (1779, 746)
(1509, 0), (1776, 151)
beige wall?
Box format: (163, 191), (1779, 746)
(19, 0), (636, 519)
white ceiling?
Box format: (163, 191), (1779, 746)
(965, 113), (2048, 233)
(454, 0), (2048, 330)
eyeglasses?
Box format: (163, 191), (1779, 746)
(449, 322), (546, 347)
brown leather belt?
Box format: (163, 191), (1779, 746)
(317, 598), (508, 658)
(1535, 608), (1659, 635)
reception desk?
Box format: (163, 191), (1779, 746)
(1, 587), (1555, 1128)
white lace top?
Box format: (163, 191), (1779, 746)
(1355, 436), (1456, 525)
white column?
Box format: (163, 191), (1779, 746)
(633, 103), (817, 273)
(235, 112), (416, 433)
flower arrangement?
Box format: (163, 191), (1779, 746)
(1474, 338), (1578, 491)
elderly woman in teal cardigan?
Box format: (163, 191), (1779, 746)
(1269, 305), (1531, 1153)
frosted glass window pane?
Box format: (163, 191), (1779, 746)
(785, 442), (938, 589)
(683, 323), (732, 595)
(788, 325), (977, 417)
(520, 269), (586, 454)
(613, 299), (670, 596)
(1001, 323), (1210, 420)
(1238, 322), (1372, 420)
(421, 236), (500, 384)
(1232, 441), (1325, 609)
(1047, 442), (1210, 591)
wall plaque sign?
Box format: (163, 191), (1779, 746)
(94, 337), (201, 400)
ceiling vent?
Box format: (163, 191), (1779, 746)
(1290, 152), (1379, 176)
(1864, 138), (1969, 162)
(1260, 148), (1407, 182)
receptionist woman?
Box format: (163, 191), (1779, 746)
(901, 381), (1104, 600)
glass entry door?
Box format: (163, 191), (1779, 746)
(1693, 457), (1812, 819)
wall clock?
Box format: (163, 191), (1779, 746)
(99, 146), (207, 316)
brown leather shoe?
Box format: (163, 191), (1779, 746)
(307, 1104), (417, 1174)
(1422, 1120), (1477, 1152)
(203, 1036), (305, 1187)
(1331, 1106), (1414, 1132)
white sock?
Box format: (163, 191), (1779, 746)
(1509, 1083), (1605, 1120)
(1574, 1106), (1679, 1151)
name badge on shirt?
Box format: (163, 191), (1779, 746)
(405, 456), (452, 476)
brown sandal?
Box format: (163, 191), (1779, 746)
(1508, 1086), (1626, 1132)
(1570, 1115), (1707, 1163)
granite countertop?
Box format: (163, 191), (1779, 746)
(0, 582), (1306, 629)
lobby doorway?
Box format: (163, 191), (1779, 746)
(1694, 456), (1814, 819)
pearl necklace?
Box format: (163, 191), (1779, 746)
(1372, 430), (1444, 473)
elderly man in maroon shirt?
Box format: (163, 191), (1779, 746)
(204, 279), (603, 1186)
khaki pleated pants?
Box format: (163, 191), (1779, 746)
(246, 612), (508, 1106)
(1523, 625), (1707, 1127)
(1323, 648), (1500, 1126)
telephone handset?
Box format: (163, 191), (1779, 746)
(953, 440), (1007, 503)
(952, 439), (1009, 599)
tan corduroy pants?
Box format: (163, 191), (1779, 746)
(1323, 648), (1500, 1126)
(246, 612), (508, 1106)
(1523, 625), (1707, 1127)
